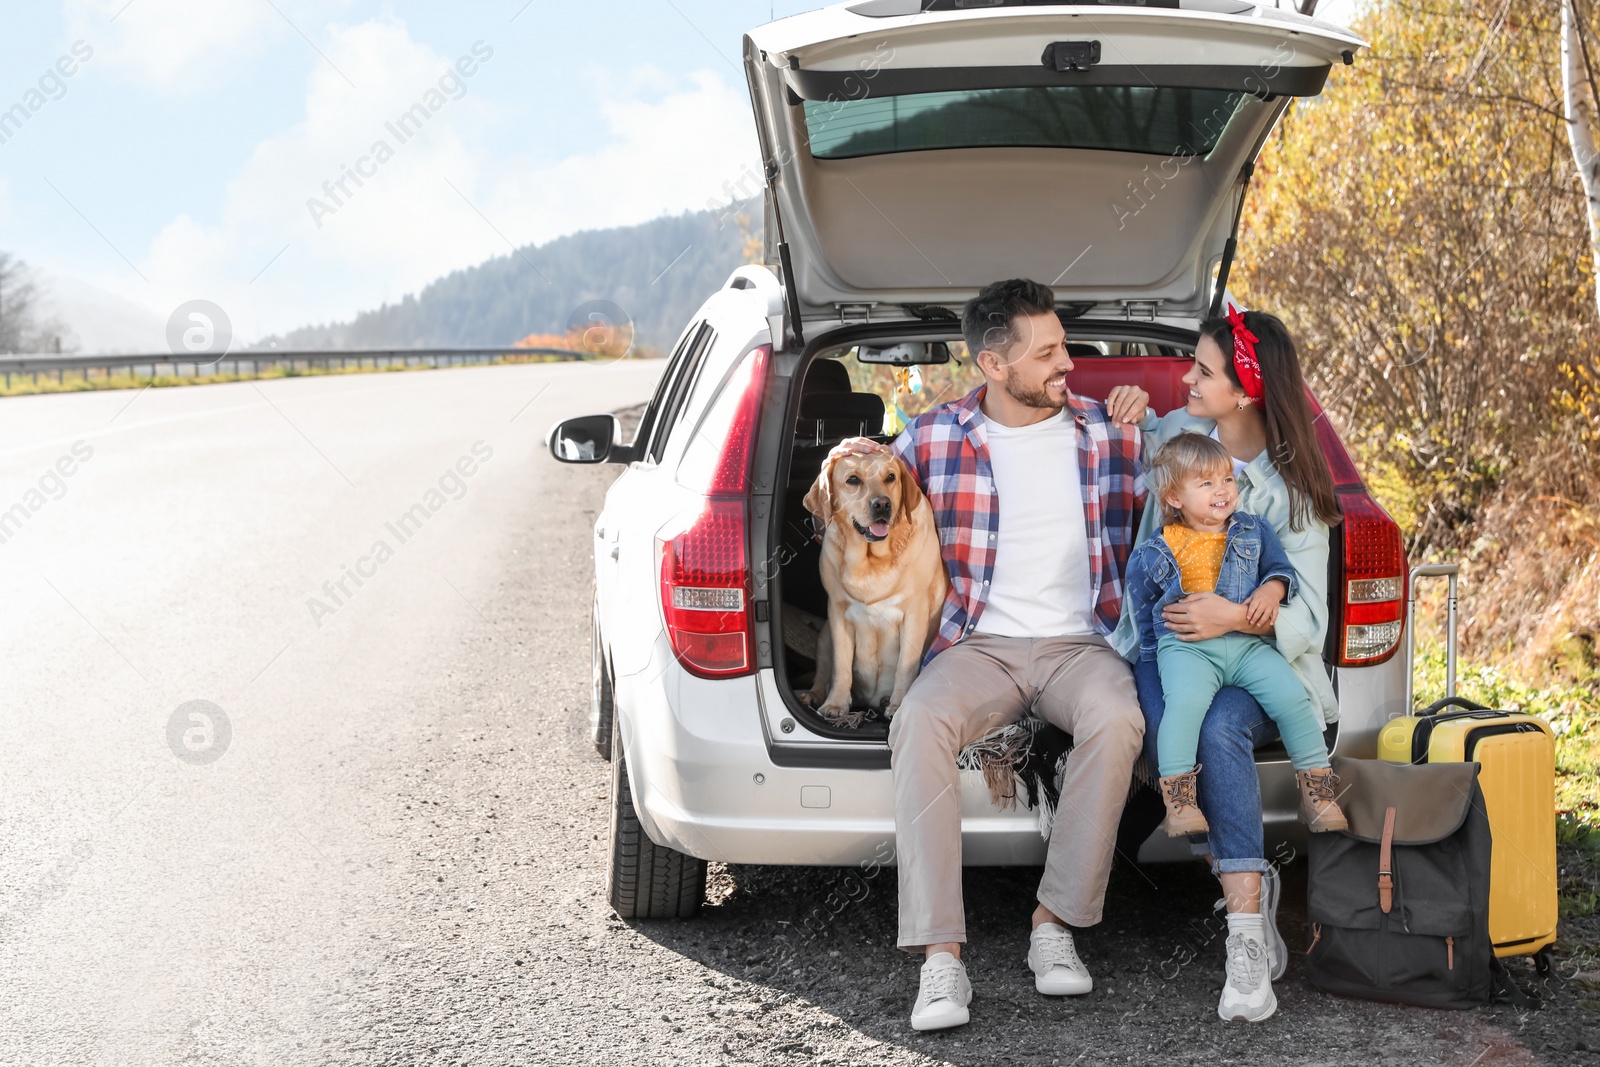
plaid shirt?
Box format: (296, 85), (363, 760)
(891, 384), (1145, 665)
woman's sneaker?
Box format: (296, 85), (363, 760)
(1218, 931), (1277, 1022)
(910, 952), (972, 1031)
(1216, 868), (1288, 980)
(1261, 865), (1287, 981)
(1027, 923), (1093, 995)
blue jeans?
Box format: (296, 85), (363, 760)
(1134, 658), (1278, 875)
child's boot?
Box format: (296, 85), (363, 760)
(1296, 768), (1349, 833)
(1158, 767), (1209, 836)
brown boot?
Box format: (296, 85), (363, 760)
(1158, 767), (1209, 836)
(1297, 768), (1349, 833)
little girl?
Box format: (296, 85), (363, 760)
(1125, 434), (1347, 835)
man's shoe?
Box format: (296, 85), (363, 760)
(1027, 923), (1093, 996)
(1218, 931), (1277, 1022)
(910, 952), (972, 1031)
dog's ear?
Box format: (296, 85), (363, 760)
(802, 454), (838, 535)
(892, 455), (925, 526)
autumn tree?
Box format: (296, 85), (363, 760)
(1237, 0), (1600, 663)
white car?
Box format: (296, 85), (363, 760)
(549, 0), (1397, 920)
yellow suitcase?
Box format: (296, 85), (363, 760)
(1378, 565), (1558, 962)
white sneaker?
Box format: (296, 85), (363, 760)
(1261, 866), (1287, 981)
(910, 952), (972, 1031)
(1218, 931), (1277, 1022)
(1212, 868), (1287, 982)
(1027, 923), (1093, 996)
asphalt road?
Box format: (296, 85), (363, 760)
(0, 363), (1593, 1066)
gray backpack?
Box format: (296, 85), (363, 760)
(1305, 756), (1523, 1008)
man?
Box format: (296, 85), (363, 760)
(833, 279), (1150, 1030)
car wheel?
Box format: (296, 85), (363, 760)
(591, 591), (614, 761)
(606, 712), (706, 919)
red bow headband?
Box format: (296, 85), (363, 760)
(1225, 303), (1264, 402)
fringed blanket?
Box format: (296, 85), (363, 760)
(955, 718), (1075, 840)
(954, 718), (1155, 840)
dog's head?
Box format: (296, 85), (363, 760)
(802, 450), (926, 545)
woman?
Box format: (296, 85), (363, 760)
(1111, 306), (1342, 1024)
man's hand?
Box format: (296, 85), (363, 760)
(1105, 385), (1151, 425)
(828, 436), (888, 461)
(1243, 578), (1287, 627)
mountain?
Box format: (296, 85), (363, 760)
(38, 271), (168, 354)
(256, 200), (761, 353)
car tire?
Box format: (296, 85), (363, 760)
(591, 592), (614, 761)
(606, 712), (706, 919)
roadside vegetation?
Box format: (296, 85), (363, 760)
(1240, 0), (1600, 955)
(0, 324), (654, 399)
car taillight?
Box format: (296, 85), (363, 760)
(1308, 389), (1408, 666)
(656, 345), (768, 679)
(658, 497), (752, 677)
(1337, 492), (1407, 664)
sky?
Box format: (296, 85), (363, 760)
(0, 0), (1361, 352)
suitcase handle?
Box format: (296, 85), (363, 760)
(1416, 696), (1488, 717)
(1404, 564), (1459, 713)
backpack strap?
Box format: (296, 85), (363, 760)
(1490, 956), (1542, 1010)
(1378, 806), (1396, 913)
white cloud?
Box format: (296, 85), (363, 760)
(480, 68), (759, 243)
(117, 19), (761, 341)
(64, 0), (280, 90)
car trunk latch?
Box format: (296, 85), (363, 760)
(1042, 41), (1101, 73)
(835, 302), (877, 325)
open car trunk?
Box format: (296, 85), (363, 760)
(767, 322), (1340, 763)
(743, 1), (1364, 333)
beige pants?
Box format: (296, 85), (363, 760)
(888, 632), (1144, 948)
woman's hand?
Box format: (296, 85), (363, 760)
(1105, 385), (1151, 425)
(828, 436), (887, 461)
(1243, 578), (1287, 627)
(1162, 591), (1272, 641)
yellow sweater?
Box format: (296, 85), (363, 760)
(1164, 523), (1227, 594)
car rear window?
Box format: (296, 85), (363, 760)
(804, 86), (1247, 160)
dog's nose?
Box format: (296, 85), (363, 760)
(869, 495), (891, 516)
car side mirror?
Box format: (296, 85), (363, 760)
(546, 414), (631, 464)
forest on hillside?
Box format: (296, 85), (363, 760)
(255, 200), (761, 354)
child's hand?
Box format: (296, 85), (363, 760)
(1244, 579), (1287, 627)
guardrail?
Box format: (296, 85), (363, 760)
(0, 346), (589, 387)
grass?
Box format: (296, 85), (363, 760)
(0, 352), (596, 398)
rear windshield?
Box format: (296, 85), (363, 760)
(804, 86), (1247, 160)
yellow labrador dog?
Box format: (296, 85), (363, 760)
(800, 449), (947, 724)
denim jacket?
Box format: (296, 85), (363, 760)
(1124, 511), (1298, 662)
(1110, 409), (1339, 724)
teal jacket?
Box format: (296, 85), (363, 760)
(1110, 408), (1339, 725)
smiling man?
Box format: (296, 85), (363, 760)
(832, 278), (1150, 1030)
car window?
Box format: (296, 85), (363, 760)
(633, 323), (704, 455)
(832, 343), (984, 437)
(647, 324), (716, 463)
(806, 86), (1248, 160)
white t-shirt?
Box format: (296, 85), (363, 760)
(974, 408), (1096, 638)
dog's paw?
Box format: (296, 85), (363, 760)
(796, 689), (818, 709)
(819, 700), (851, 720)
